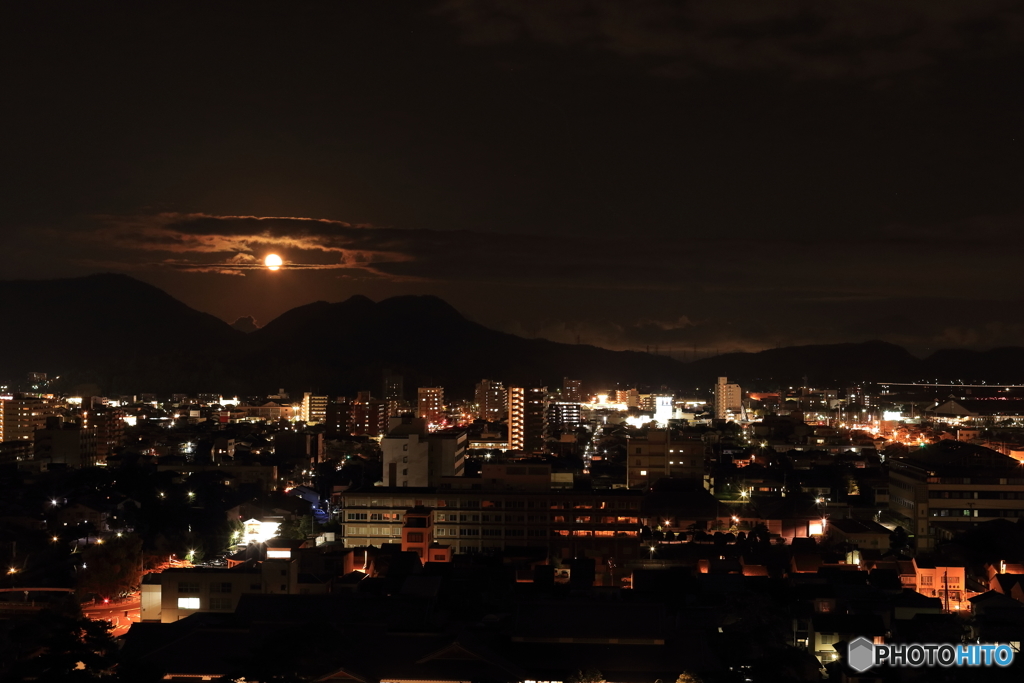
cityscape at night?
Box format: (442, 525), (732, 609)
(2, 1), (1024, 682)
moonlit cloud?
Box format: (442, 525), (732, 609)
(88, 213), (420, 279)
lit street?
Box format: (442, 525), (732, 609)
(82, 597), (140, 637)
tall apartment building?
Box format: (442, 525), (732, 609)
(0, 396), (60, 444)
(626, 429), (706, 489)
(300, 393), (328, 424)
(507, 387), (546, 453)
(381, 417), (467, 487)
(324, 399), (353, 436)
(382, 372), (404, 402)
(87, 406), (125, 463)
(563, 378), (583, 403)
(474, 379), (507, 422)
(524, 387), (548, 453)
(507, 387), (525, 451)
(889, 446), (1024, 550)
(714, 377), (742, 421)
(34, 417), (98, 468)
(382, 372), (407, 418)
(417, 387), (445, 426)
(350, 393), (389, 437)
(546, 402), (582, 432)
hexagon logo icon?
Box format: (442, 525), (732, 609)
(848, 636), (876, 672)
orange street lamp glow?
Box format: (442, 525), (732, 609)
(265, 254), (283, 271)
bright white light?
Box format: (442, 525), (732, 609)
(242, 518), (280, 544)
(265, 254), (283, 270)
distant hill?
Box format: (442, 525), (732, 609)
(684, 340), (925, 387)
(0, 274), (243, 392)
(1, 274), (1022, 396)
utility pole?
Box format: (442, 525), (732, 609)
(943, 568), (949, 613)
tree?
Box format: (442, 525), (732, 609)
(889, 525), (909, 552)
(0, 609), (119, 681)
(76, 535), (143, 599)
(567, 668), (604, 683)
(750, 523), (772, 547)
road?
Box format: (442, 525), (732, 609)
(82, 597), (140, 637)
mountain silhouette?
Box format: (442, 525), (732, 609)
(2, 274), (1022, 396)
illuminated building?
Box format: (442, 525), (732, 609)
(562, 378), (582, 403)
(524, 387), (547, 453)
(653, 395), (673, 424)
(507, 387), (525, 451)
(401, 507), (452, 562)
(89, 406), (125, 463)
(714, 376), (742, 421)
(33, 417), (98, 468)
(382, 371), (406, 417)
(626, 429), (706, 489)
(0, 396), (60, 444)
(382, 417), (467, 487)
(350, 392), (388, 437)
(324, 398), (353, 435)
(141, 556), (315, 623)
(417, 387), (444, 426)
(474, 379), (506, 421)
(300, 392), (328, 424)
(336, 480), (644, 559)
(889, 445), (1024, 550)
(382, 371), (403, 401)
(546, 401), (581, 432)
(243, 401), (297, 422)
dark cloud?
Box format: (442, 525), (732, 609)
(78, 210), (1024, 299)
(52, 209), (1024, 356)
(439, 0), (1024, 80)
(1, 2), (1022, 361)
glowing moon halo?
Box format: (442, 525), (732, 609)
(265, 254), (283, 271)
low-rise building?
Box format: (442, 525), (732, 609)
(626, 429), (705, 489)
(888, 443), (1024, 550)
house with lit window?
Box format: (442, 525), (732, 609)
(809, 614), (886, 664)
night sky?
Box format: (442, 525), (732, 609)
(3, 1), (1022, 356)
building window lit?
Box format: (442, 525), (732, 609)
(177, 597), (200, 610)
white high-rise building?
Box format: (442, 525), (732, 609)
(714, 377), (742, 421)
(381, 416), (467, 487)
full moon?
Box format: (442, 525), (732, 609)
(265, 254), (283, 271)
